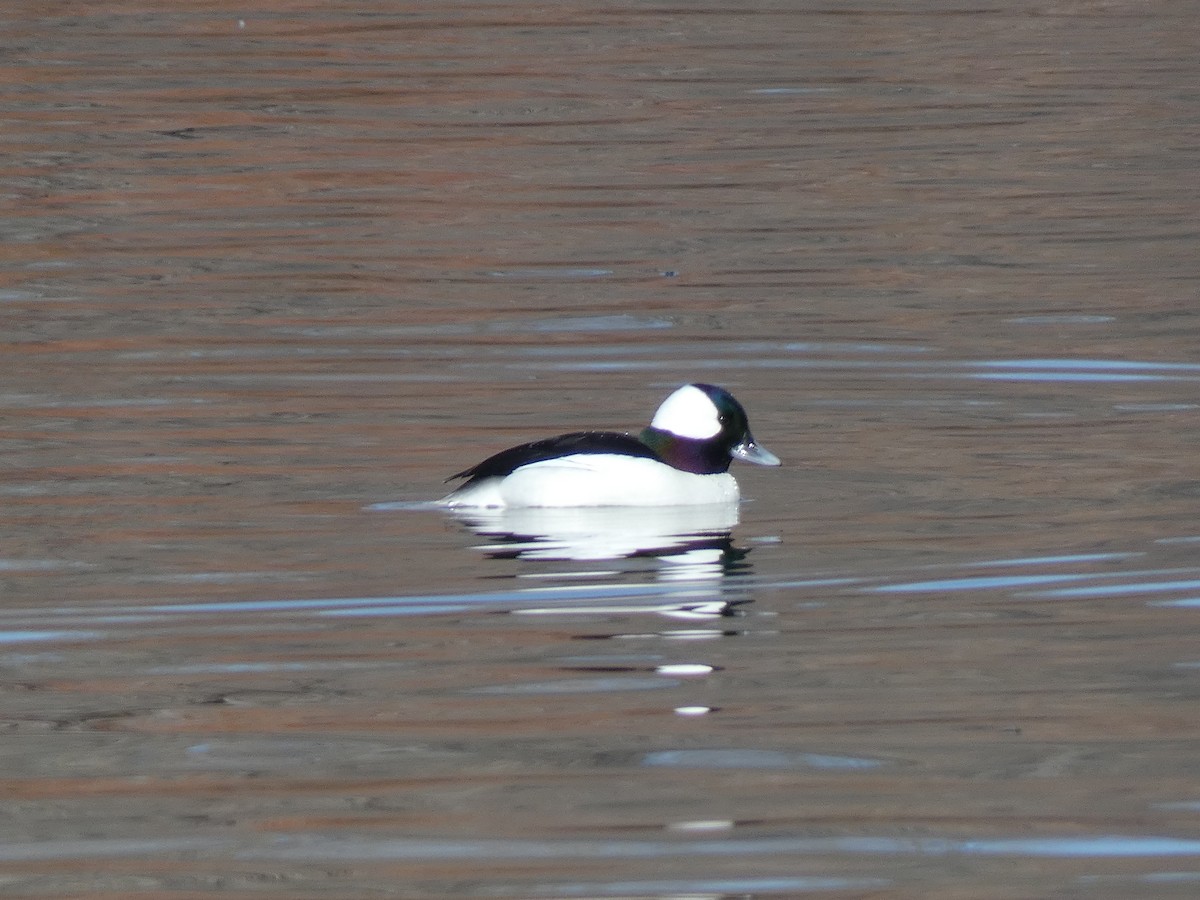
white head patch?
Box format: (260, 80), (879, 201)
(650, 385), (721, 439)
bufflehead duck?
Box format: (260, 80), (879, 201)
(439, 383), (780, 508)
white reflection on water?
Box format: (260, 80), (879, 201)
(1079, 872), (1200, 888)
(246, 833), (1200, 861)
(1007, 315), (1116, 325)
(874, 567), (1200, 595)
(145, 661), (384, 675)
(533, 875), (893, 895)
(6, 833), (1200, 864)
(484, 346), (1200, 385)
(449, 503), (741, 563)
(486, 267), (614, 278)
(9, 537), (1197, 643)
(642, 749), (884, 770)
(873, 573), (1105, 593)
(970, 359), (1200, 383)
(976, 359), (1200, 373)
(749, 86), (838, 94)
(0, 558), (87, 571)
(0, 583), (752, 636)
(0, 629), (101, 644)
(955, 552), (1141, 568)
(1035, 576), (1200, 599)
(448, 503), (755, 598)
(4, 830), (1195, 868)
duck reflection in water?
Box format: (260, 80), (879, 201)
(446, 502), (752, 585)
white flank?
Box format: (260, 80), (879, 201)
(440, 454), (738, 508)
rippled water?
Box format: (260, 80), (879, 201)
(4, 2), (1200, 897)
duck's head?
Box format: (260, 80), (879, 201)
(640, 383), (781, 474)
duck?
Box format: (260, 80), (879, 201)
(438, 383), (780, 508)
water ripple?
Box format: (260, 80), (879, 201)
(4, 833), (1200, 864)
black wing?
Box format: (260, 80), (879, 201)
(446, 431), (661, 484)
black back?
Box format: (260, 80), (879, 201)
(446, 431), (662, 485)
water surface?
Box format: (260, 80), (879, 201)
(3, 1), (1200, 897)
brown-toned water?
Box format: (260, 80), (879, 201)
(4, 2), (1200, 897)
